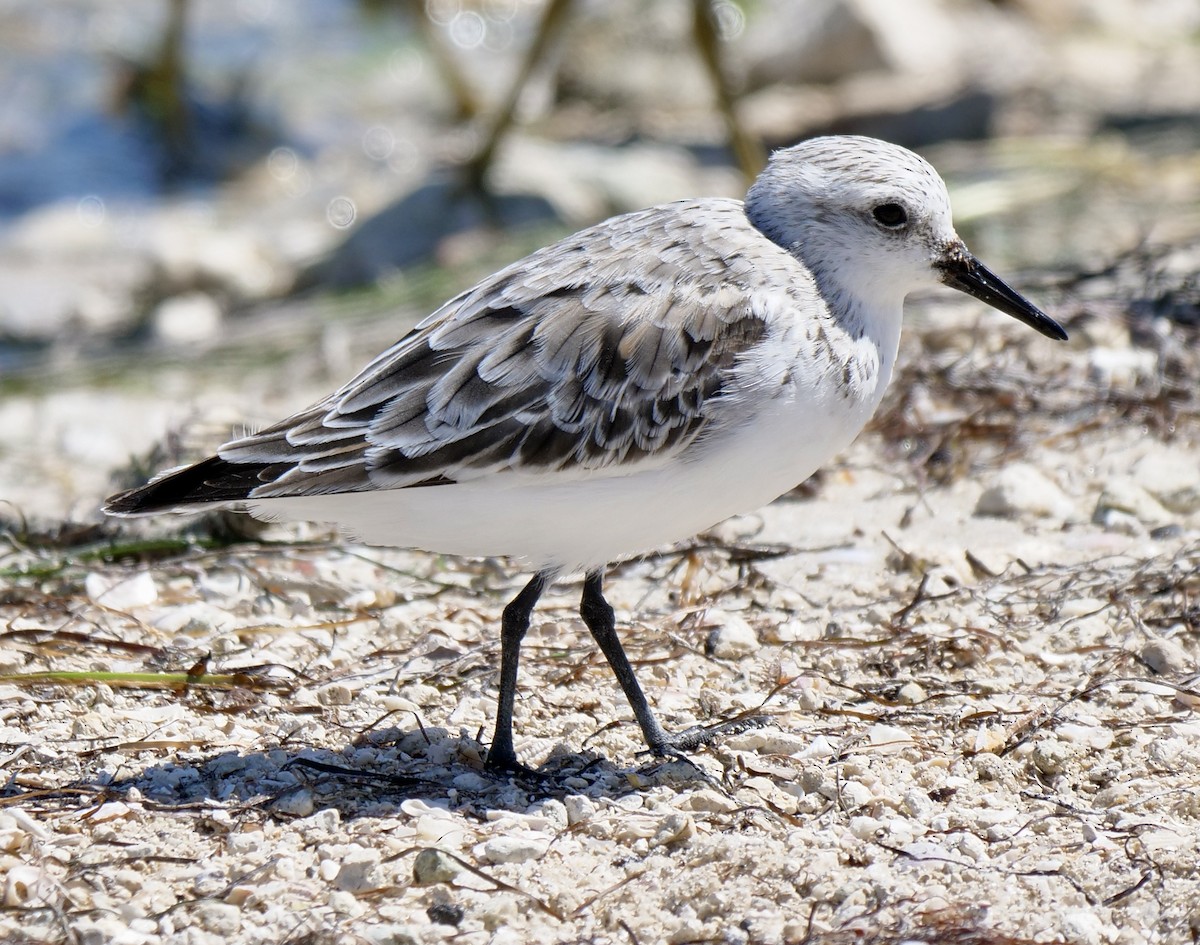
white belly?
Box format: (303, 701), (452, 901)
(249, 366), (886, 572)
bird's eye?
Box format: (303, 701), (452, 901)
(872, 203), (908, 229)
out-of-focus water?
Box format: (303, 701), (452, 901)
(0, 0), (419, 222)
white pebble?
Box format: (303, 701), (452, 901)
(866, 723), (913, 752)
(152, 292), (223, 345)
(651, 812), (694, 848)
(334, 847), (382, 892)
(3, 865), (46, 907)
(316, 683), (354, 706)
(193, 901), (241, 935)
(478, 835), (548, 864)
(271, 789), (316, 818)
(1133, 447), (1200, 513)
(1142, 638), (1191, 675)
(563, 795), (597, 825)
(896, 681), (926, 704)
(848, 815), (883, 840)
(85, 571), (158, 609)
(974, 463), (1073, 520)
(1032, 739), (1077, 775)
(725, 729), (809, 754)
(704, 609), (759, 658)
(1055, 723), (1113, 750)
(1093, 479), (1171, 528)
(1061, 908), (1110, 945)
(1087, 346), (1157, 389)
(683, 789), (739, 814)
(839, 780), (873, 810)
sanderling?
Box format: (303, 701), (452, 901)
(105, 136), (1067, 774)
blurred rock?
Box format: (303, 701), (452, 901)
(739, 0), (962, 89)
(85, 571), (158, 609)
(0, 256), (147, 341)
(1141, 637), (1191, 676)
(152, 292), (223, 346)
(150, 208), (289, 300)
(495, 137), (743, 224)
(974, 463), (1074, 520)
(1086, 346), (1159, 389)
(298, 173), (558, 290)
(1132, 448), (1200, 514)
(704, 609), (758, 659)
(1092, 479), (1172, 529)
(301, 138), (741, 290)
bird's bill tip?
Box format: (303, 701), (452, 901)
(937, 245), (1068, 342)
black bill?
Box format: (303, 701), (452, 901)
(937, 242), (1068, 341)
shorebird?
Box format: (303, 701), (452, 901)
(105, 136), (1067, 773)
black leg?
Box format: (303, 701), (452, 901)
(579, 569), (769, 760)
(579, 569), (674, 752)
(486, 571), (549, 773)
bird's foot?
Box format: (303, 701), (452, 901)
(643, 714), (772, 759)
(483, 748), (549, 782)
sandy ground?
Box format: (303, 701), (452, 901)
(2, 267), (1200, 945)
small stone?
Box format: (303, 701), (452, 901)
(838, 781), (873, 810)
(478, 892), (520, 931)
(1031, 739), (1077, 776)
(333, 847), (381, 893)
(85, 571), (158, 609)
(87, 802), (132, 823)
(1061, 908), (1109, 945)
(973, 726), (1007, 754)
(152, 292), (223, 345)
(723, 729), (808, 754)
(902, 789), (934, 821)
(193, 901), (241, 935)
(271, 789), (316, 818)
(1087, 346), (1158, 389)
(3, 865), (44, 907)
(412, 849), (459, 885)
(848, 816), (883, 841)
(563, 795), (597, 825)
(318, 860), (340, 882)
(866, 723), (913, 753)
(317, 684), (354, 706)
(682, 789), (739, 814)
(1094, 508), (1146, 537)
(364, 925), (422, 945)
(328, 889), (365, 917)
(1093, 479), (1172, 528)
(650, 812), (694, 848)
(765, 618), (822, 643)
(896, 681), (926, 704)
(974, 463), (1073, 520)
(479, 835), (549, 865)
(704, 609), (758, 658)
(1134, 448), (1200, 514)
(1055, 723), (1113, 750)
(952, 831), (988, 863)
(1142, 638), (1191, 675)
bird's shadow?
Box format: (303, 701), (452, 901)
(41, 725), (710, 823)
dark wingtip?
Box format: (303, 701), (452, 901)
(103, 456), (269, 516)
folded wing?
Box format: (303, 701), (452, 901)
(105, 201), (782, 513)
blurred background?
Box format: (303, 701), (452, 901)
(1, 0), (1198, 523)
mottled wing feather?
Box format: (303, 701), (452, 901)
(219, 200), (780, 498)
